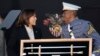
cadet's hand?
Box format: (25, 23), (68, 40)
(92, 49), (100, 56)
(92, 53), (100, 56)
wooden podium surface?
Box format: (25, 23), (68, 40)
(20, 38), (92, 56)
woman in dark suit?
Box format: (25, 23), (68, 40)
(7, 9), (42, 56)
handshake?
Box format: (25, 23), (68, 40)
(49, 24), (62, 37)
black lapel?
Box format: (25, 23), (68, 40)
(33, 26), (42, 39)
(19, 26), (29, 39)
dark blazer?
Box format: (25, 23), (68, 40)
(7, 25), (42, 56)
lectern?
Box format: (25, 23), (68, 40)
(20, 38), (92, 56)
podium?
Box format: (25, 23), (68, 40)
(20, 38), (92, 56)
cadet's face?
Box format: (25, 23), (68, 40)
(29, 14), (37, 26)
(62, 10), (75, 23)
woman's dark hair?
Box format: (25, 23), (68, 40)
(16, 9), (36, 27)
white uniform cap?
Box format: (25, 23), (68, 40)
(62, 2), (81, 10)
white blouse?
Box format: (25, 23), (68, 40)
(25, 25), (35, 40)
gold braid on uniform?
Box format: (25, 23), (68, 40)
(88, 24), (96, 35)
(88, 24), (100, 53)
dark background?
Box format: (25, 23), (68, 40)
(0, 0), (100, 37)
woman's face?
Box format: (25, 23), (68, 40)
(29, 14), (37, 26)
